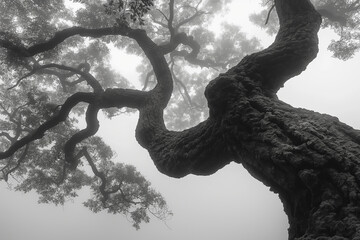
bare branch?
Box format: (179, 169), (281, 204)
(265, 4), (276, 25)
(2, 144), (29, 182)
(0, 132), (14, 142)
(170, 62), (194, 107)
(7, 68), (39, 90)
(64, 104), (100, 169)
(142, 70), (154, 90)
(175, 10), (208, 30)
(151, 18), (168, 28)
(0, 26), (143, 57)
(168, 0), (175, 35)
(81, 147), (113, 203)
(156, 9), (169, 21)
(9, 63), (103, 93)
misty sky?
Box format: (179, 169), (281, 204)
(1, 1), (360, 240)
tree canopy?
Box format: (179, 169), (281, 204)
(1, 0), (360, 238)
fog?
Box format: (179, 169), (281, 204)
(1, 1), (360, 240)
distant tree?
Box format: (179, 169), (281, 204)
(1, 0), (360, 239)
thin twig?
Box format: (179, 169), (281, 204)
(265, 4), (275, 25)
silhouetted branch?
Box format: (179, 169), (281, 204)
(175, 0), (207, 30)
(81, 147), (113, 203)
(142, 70), (154, 90)
(157, 9), (169, 21)
(2, 144), (29, 182)
(64, 104), (100, 169)
(9, 63), (103, 93)
(168, 0), (175, 35)
(0, 92), (96, 160)
(0, 26), (143, 57)
(175, 10), (208, 29)
(170, 62), (194, 107)
(265, 4), (275, 25)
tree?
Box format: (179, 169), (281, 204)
(1, 0), (360, 239)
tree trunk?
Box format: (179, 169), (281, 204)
(135, 0), (360, 239)
(3, 0), (360, 238)
(213, 80), (360, 239)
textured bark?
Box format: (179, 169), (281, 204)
(135, 0), (360, 239)
(2, 0), (360, 238)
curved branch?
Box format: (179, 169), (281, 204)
(175, 10), (207, 30)
(160, 32), (225, 69)
(265, 4), (275, 25)
(135, 0), (322, 177)
(64, 104), (100, 169)
(174, 0), (207, 30)
(0, 92), (95, 160)
(81, 147), (119, 203)
(1, 26), (142, 57)
(227, 0), (321, 94)
(168, 0), (175, 35)
(126, 30), (173, 108)
(9, 63), (103, 93)
(142, 70), (154, 90)
(2, 144), (29, 181)
(36, 64), (104, 93)
(170, 62), (195, 107)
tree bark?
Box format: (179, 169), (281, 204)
(2, 0), (360, 238)
(135, 0), (360, 239)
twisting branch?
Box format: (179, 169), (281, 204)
(81, 147), (117, 203)
(81, 148), (139, 205)
(7, 69), (39, 90)
(151, 18), (168, 28)
(0, 132), (14, 142)
(168, 0), (175, 35)
(1, 144), (29, 182)
(0, 26), (146, 57)
(175, 0), (208, 30)
(135, 0), (323, 178)
(8, 63), (103, 93)
(64, 104), (100, 169)
(175, 10), (208, 29)
(159, 32), (225, 69)
(0, 103), (30, 139)
(170, 61), (194, 107)
(142, 70), (154, 90)
(0, 92), (95, 160)
(265, 4), (276, 25)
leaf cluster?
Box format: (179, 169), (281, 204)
(103, 0), (154, 25)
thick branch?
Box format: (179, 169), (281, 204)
(1, 26), (143, 57)
(64, 104), (100, 169)
(135, 0), (321, 179)
(227, 0), (321, 94)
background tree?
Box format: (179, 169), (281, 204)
(1, 0), (360, 239)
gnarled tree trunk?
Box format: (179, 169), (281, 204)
(135, 0), (360, 239)
(2, 0), (360, 238)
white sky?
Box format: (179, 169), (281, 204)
(1, 1), (360, 240)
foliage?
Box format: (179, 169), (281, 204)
(103, 0), (154, 25)
(0, 0), (358, 231)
